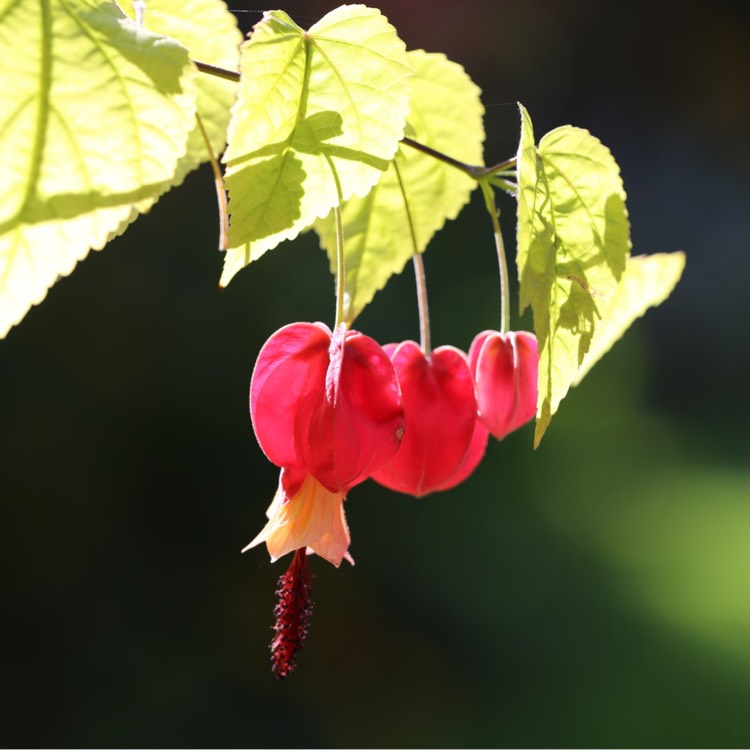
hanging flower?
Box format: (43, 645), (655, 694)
(243, 470), (352, 567)
(247, 321), (405, 564)
(469, 330), (538, 440)
(371, 341), (488, 497)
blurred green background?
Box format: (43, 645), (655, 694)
(2, 0), (750, 746)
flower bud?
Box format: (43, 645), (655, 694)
(469, 330), (538, 440)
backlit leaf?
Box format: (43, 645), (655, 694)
(574, 252), (685, 385)
(516, 103), (631, 446)
(220, 4), (413, 286)
(0, 0), (196, 337)
(314, 49), (484, 324)
(117, 0), (242, 183)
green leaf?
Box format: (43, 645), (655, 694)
(220, 5), (414, 286)
(117, 0), (242, 182)
(574, 251), (685, 385)
(0, 0), (196, 337)
(314, 49), (484, 324)
(516, 103), (631, 446)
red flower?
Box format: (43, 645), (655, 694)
(469, 330), (538, 440)
(251, 322), (405, 493)
(371, 341), (488, 497)
(246, 322), (405, 565)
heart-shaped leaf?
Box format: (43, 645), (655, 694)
(220, 4), (413, 286)
(516, 103), (631, 446)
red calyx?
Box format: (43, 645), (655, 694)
(371, 341), (488, 497)
(250, 322), (405, 493)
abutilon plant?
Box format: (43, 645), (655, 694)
(244, 320), (404, 676)
(0, 2), (685, 680)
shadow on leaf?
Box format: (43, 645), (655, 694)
(226, 110), (390, 248)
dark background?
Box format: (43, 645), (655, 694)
(2, 0), (750, 746)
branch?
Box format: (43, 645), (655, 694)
(191, 59), (517, 182)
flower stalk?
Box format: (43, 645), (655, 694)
(480, 180), (510, 334)
(412, 253), (431, 356)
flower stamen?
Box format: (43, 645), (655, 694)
(270, 548), (315, 679)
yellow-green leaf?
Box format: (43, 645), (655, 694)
(0, 0), (196, 337)
(117, 0), (242, 182)
(574, 252), (686, 385)
(220, 5), (413, 286)
(314, 49), (484, 324)
(516, 103), (631, 446)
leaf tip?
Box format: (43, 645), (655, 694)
(532, 422), (545, 450)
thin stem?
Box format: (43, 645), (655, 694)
(489, 174), (518, 196)
(193, 59), (240, 82)
(324, 150), (347, 328)
(483, 156), (517, 176)
(333, 204), (346, 329)
(191, 59), (519, 186)
(195, 112), (229, 250)
(480, 180), (510, 334)
(392, 160), (431, 354)
(401, 136), (483, 179)
(412, 253), (431, 356)
(402, 137), (517, 181)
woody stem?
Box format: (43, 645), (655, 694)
(190, 62), (517, 183)
(401, 136), (516, 181)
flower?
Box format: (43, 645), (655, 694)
(371, 341), (488, 497)
(243, 470), (352, 567)
(247, 322), (404, 564)
(469, 330), (538, 440)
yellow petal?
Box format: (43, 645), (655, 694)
(307, 500), (355, 567)
(243, 473), (351, 567)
